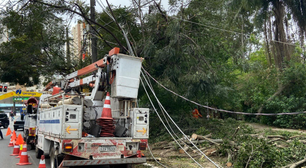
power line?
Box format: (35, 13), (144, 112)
(170, 16), (298, 47)
(141, 73), (221, 167)
(141, 78), (209, 168)
(142, 68), (306, 116)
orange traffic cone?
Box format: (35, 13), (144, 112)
(101, 92), (112, 119)
(6, 127), (12, 136)
(38, 155), (46, 168)
(97, 92), (115, 137)
(16, 143), (31, 165)
(11, 131), (16, 144)
(8, 135), (14, 147)
(15, 134), (23, 145)
(10, 144), (20, 156)
(16, 144), (24, 158)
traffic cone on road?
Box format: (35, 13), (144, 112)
(16, 144), (25, 158)
(15, 134), (23, 145)
(38, 155), (46, 168)
(10, 144), (20, 156)
(8, 135), (14, 147)
(11, 131), (17, 145)
(6, 127), (12, 136)
(16, 143), (31, 165)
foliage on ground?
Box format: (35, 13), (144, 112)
(149, 117), (306, 168)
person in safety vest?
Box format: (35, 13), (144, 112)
(192, 108), (202, 119)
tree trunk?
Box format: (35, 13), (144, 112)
(272, 0), (289, 70)
(264, 18), (272, 66)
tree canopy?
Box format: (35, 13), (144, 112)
(1, 0), (306, 126)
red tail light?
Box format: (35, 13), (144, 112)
(139, 139), (148, 150)
(64, 142), (73, 152)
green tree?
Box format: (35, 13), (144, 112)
(0, 1), (72, 85)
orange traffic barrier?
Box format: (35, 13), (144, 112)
(16, 143), (31, 165)
(10, 144), (20, 156)
(38, 155), (46, 168)
(6, 127), (11, 136)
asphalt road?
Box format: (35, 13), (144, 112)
(0, 125), (51, 168)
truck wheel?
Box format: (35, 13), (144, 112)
(4, 123), (8, 128)
(35, 146), (44, 159)
(50, 146), (62, 168)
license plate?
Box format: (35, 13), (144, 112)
(99, 145), (116, 152)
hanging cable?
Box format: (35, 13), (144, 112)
(142, 68), (306, 116)
(141, 71), (191, 147)
(147, 143), (168, 168)
(140, 77), (207, 168)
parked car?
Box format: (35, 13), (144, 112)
(0, 113), (9, 128)
(14, 116), (24, 131)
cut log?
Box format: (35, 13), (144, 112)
(191, 133), (212, 140)
(226, 149), (232, 167)
(204, 148), (217, 156)
(160, 147), (176, 156)
(179, 145), (190, 154)
(190, 134), (222, 146)
(193, 147), (207, 154)
(184, 139), (223, 145)
(226, 162), (233, 167)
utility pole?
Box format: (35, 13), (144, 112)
(66, 27), (71, 66)
(90, 0), (97, 63)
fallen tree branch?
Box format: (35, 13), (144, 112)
(245, 144), (254, 168)
(191, 133), (212, 140)
(267, 135), (286, 139)
(289, 157), (306, 168)
(160, 147), (176, 156)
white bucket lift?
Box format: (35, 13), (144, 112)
(111, 54), (143, 99)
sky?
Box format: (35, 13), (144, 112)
(86, 0), (170, 15)
(66, 0), (170, 28)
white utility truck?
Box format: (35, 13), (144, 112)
(36, 48), (149, 168)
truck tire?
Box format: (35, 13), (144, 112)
(50, 146), (62, 168)
(35, 146), (44, 159)
(4, 123), (8, 128)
